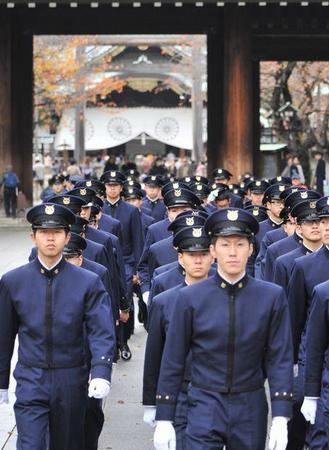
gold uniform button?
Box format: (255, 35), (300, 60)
(221, 282), (226, 289)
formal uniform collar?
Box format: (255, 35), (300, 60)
(36, 256), (66, 277)
(293, 231), (303, 245)
(301, 243), (315, 255)
(178, 264), (186, 276)
(215, 269), (248, 291)
(268, 217), (283, 228)
(107, 198), (121, 207)
(147, 196), (159, 204)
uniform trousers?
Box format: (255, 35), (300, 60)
(174, 388), (188, 450)
(14, 362), (88, 450)
(85, 398), (104, 450)
(185, 385), (268, 450)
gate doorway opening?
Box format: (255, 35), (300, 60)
(33, 34), (207, 203)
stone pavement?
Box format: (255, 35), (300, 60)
(0, 229), (153, 450)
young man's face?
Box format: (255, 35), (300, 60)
(52, 183), (64, 194)
(250, 192), (264, 206)
(283, 219), (296, 236)
(297, 220), (321, 242)
(320, 217), (329, 245)
(178, 251), (213, 280)
(167, 206), (191, 222)
(106, 183), (122, 201)
(266, 199), (284, 220)
(80, 207), (91, 221)
(210, 235), (253, 278)
(32, 228), (70, 259)
(215, 198), (230, 209)
(145, 185), (161, 200)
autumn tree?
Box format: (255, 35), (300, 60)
(261, 61), (329, 180)
(34, 35), (126, 128)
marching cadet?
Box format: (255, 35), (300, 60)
(75, 179), (122, 239)
(273, 200), (322, 293)
(100, 170), (144, 359)
(143, 226), (213, 450)
(0, 203), (116, 450)
(122, 186), (155, 237)
(138, 184), (200, 303)
(245, 179), (270, 207)
(62, 232), (119, 450)
(153, 208), (293, 450)
(212, 168), (243, 207)
(190, 182), (216, 214)
(142, 175), (166, 222)
(302, 268), (329, 445)
(213, 183), (232, 209)
(255, 183), (286, 249)
(286, 196), (329, 449)
(147, 211), (209, 304)
(263, 190), (322, 282)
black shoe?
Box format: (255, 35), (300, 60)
(120, 344), (132, 361)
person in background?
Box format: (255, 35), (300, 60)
(313, 151), (326, 196)
(0, 165), (20, 218)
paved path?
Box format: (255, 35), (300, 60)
(0, 229), (153, 450)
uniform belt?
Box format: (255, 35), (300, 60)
(191, 381), (263, 394)
(18, 358), (85, 369)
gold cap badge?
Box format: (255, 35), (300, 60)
(186, 217), (194, 226)
(174, 189), (181, 197)
(45, 204), (55, 215)
(279, 185), (285, 192)
(197, 184), (202, 191)
(80, 188), (87, 196)
(63, 197), (70, 205)
(310, 201), (316, 209)
(256, 181), (261, 187)
(227, 210), (239, 221)
(253, 209), (259, 216)
(86, 181), (92, 187)
(173, 182), (179, 189)
(192, 227), (202, 237)
(110, 171), (116, 177)
(301, 192), (308, 199)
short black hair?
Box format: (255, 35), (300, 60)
(211, 235), (253, 246)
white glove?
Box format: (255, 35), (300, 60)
(0, 389), (9, 405)
(268, 416), (289, 450)
(143, 405), (157, 427)
(301, 397), (319, 425)
(88, 378), (110, 399)
(154, 420), (176, 450)
(142, 291), (150, 305)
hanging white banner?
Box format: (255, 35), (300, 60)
(54, 107), (206, 151)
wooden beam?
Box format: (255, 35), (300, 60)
(219, 8), (253, 180)
(0, 10), (12, 170)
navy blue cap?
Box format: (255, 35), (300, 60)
(279, 186), (306, 202)
(163, 188), (201, 209)
(244, 205), (268, 223)
(123, 168), (140, 178)
(68, 187), (97, 207)
(269, 176), (292, 185)
(316, 196), (329, 217)
(190, 183), (211, 199)
(124, 179), (142, 190)
(213, 183), (230, 200)
(27, 203), (76, 229)
(173, 226), (211, 252)
(205, 208), (259, 237)
(212, 168), (232, 180)
(100, 170), (126, 185)
(47, 195), (86, 214)
(179, 176), (194, 186)
(75, 179), (105, 196)
(70, 216), (89, 234)
(63, 232), (87, 255)
(168, 213), (207, 233)
(123, 187), (143, 200)
(285, 190), (321, 211)
(229, 183), (246, 198)
(247, 179), (270, 194)
(143, 175), (163, 188)
(262, 183), (287, 204)
(162, 181), (190, 197)
(193, 176), (209, 185)
(291, 200), (319, 222)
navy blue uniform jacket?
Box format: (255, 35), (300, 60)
(148, 236), (177, 280)
(142, 197), (167, 223)
(155, 272), (293, 421)
(273, 245), (310, 294)
(0, 258), (116, 389)
(254, 227), (286, 278)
